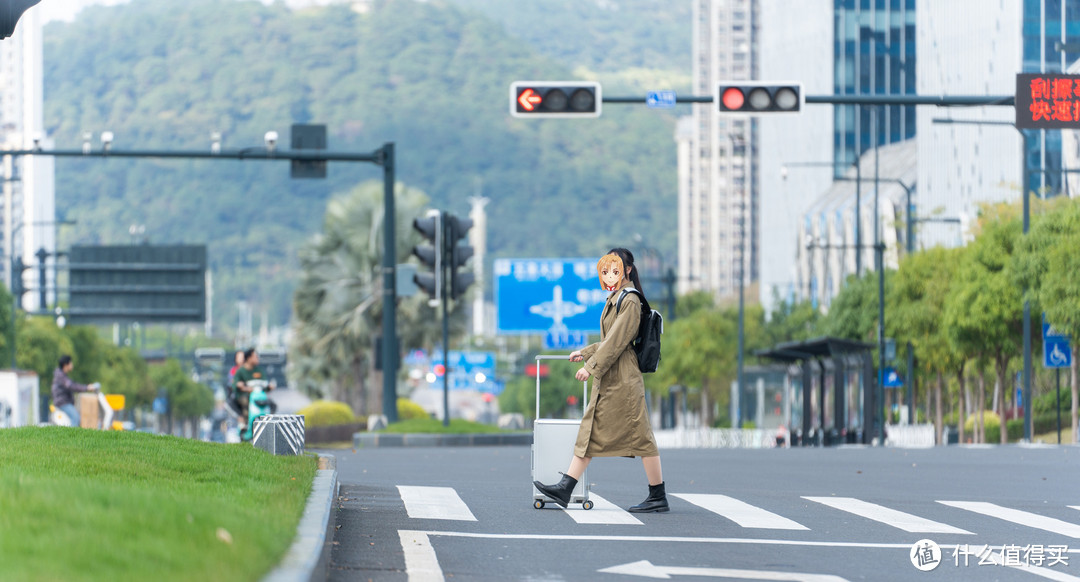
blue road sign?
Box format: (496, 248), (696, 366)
(543, 330), (589, 350)
(430, 351), (501, 393)
(495, 258), (606, 334)
(646, 90), (677, 109)
(1042, 319), (1072, 369)
(882, 367), (904, 388)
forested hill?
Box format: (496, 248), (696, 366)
(42, 0), (687, 329)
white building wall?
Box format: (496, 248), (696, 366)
(758, 0), (834, 310)
(915, 0), (1022, 249)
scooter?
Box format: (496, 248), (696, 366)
(240, 379), (273, 442)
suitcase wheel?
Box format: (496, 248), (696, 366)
(534, 500), (545, 509)
(582, 500), (593, 510)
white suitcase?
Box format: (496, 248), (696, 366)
(531, 355), (593, 510)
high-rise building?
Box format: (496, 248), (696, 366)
(1, 5), (55, 311)
(676, 0), (758, 300)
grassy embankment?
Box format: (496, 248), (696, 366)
(0, 427), (315, 582)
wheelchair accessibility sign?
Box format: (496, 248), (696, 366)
(1043, 320), (1072, 369)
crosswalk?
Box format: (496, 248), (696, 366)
(392, 485), (1080, 539)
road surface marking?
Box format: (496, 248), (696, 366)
(938, 501), (1080, 538)
(598, 560), (850, 581)
(399, 530), (443, 582)
(560, 493), (643, 525)
(802, 497), (972, 534)
(672, 493), (809, 530)
(397, 485), (477, 521)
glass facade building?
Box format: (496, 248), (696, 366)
(833, 0), (916, 174)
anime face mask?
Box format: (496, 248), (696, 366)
(597, 253), (625, 291)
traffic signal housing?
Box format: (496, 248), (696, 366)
(716, 81), (802, 114)
(0, 0), (40, 39)
(412, 211), (442, 300)
(510, 81), (602, 118)
(444, 213), (475, 300)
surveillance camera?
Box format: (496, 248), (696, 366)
(780, 166), (788, 180)
(264, 131), (278, 150)
(101, 131), (114, 145)
(211, 131), (222, 154)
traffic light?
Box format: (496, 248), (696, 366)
(10, 256), (27, 302)
(412, 211), (442, 300)
(444, 213), (474, 300)
(716, 81), (802, 114)
(510, 81), (602, 118)
(0, 0), (41, 39)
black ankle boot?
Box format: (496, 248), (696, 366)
(533, 474), (578, 508)
(628, 482), (669, 513)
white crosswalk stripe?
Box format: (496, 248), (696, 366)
(397, 485), (477, 521)
(803, 496), (972, 534)
(558, 493), (643, 525)
(672, 493), (809, 530)
(939, 501), (1080, 538)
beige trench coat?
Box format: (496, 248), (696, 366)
(573, 287), (659, 458)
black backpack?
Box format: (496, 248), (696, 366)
(616, 288), (663, 373)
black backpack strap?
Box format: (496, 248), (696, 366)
(616, 288), (642, 314)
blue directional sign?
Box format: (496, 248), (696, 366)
(882, 367), (904, 388)
(495, 258), (606, 334)
(543, 330), (589, 350)
(646, 90), (677, 109)
(1042, 319), (1072, 369)
(430, 351), (501, 393)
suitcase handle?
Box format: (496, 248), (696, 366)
(534, 355), (588, 421)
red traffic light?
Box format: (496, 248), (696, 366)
(567, 395), (579, 406)
(433, 364), (446, 376)
(717, 82), (802, 114)
(510, 81), (602, 118)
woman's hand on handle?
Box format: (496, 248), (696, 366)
(575, 367), (590, 382)
(569, 350), (583, 362)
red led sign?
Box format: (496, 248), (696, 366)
(1016, 73), (1080, 129)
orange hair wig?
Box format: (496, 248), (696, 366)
(596, 253), (624, 289)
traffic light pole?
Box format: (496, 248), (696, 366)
(6, 144), (402, 424)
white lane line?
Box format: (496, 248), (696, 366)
(559, 493), (643, 525)
(398, 530), (444, 582)
(938, 501), (1080, 538)
(672, 494), (809, 530)
(599, 559), (851, 581)
(1070, 506), (1080, 513)
(982, 546), (1080, 582)
(803, 496), (972, 534)
(397, 486), (477, 521)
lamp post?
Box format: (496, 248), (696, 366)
(729, 133), (749, 428)
(781, 159), (862, 276)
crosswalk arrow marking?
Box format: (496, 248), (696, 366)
(597, 560), (851, 581)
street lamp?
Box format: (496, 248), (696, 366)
(782, 159), (862, 276)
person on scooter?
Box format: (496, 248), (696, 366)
(233, 348), (277, 416)
(51, 354), (100, 427)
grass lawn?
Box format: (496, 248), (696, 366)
(0, 426), (316, 582)
(379, 417), (524, 434)
(1033, 426), (1075, 445)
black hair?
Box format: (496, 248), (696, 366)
(608, 247), (645, 297)
(58, 354), (72, 369)
(243, 348), (256, 362)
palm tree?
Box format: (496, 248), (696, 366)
(290, 180), (441, 415)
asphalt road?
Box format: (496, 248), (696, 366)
(316, 444), (1080, 581)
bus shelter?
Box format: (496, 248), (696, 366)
(756, 337), (876, 446)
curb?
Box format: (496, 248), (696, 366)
(263, 454), (339, 582)
(353, 432), (533, 448)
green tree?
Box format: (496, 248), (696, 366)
(150, 359), (213, 435)
(945, 206), (1023, 444)
(1013, 197), (1080, 442)
(290, 181), (439, 416)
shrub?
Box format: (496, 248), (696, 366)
(297, 400), (357, 428)
(398, 398), (429, 420)
(964, 410), (999, 434)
